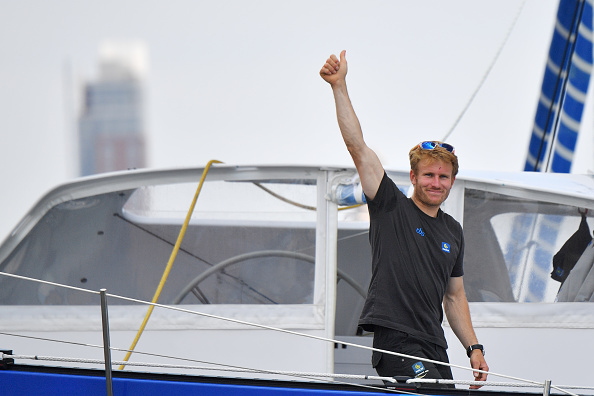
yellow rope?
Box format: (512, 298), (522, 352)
(118, 159), (223, 370)
(338, 204), (363, 211)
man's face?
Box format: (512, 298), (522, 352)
(410, 158), (455, 211)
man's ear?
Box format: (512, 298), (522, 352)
(410, 169), (416, 185)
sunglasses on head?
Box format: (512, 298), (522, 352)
(418, 141), (455, 153)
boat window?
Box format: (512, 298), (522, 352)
(463, 188), (593, 303)
(0, 178), (319, 306)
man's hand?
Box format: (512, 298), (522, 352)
(469, 350), (489, 389)
(320, 50), (347, 86)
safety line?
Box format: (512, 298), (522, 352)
(4, 352), (393, 382)
(0, 272), (99, 295)
(0, 268), (577, 393)
(0, 348), (417, 396)
(408, 378), (580, 396)
(8, 349), (582, 396)
(4, 351), (581, 395)
(0, 268), (569, 392)
(101, 292), (551, 389)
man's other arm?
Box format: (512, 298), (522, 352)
(444, 276), (489, 389)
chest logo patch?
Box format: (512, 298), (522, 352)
(412, 361), (428, 378)
(442, 242), (450, 253)
(416, 228), (425, 236)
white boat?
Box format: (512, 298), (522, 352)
(0, 164), (593, 395)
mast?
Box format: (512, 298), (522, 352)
(525, 0), (593, 173)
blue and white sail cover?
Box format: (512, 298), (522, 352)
(525, 0), (593, 173)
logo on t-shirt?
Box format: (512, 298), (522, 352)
(416, 227), (425, 236)
(412, 361), (428, 378)
(442, 242), (450, 253)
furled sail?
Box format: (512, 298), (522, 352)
(509, 0), (594, 303)
(525, 0), (593, 173)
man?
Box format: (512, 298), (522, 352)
(320, 50), (488, 388)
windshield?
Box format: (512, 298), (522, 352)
(463, 188), (593, 303)
(0, 178), (319, 306)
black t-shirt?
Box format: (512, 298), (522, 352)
(358, 173), (464, 349)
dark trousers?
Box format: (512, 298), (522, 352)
(372, 326), (454, 388)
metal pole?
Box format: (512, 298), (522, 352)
(100, 289), (114, 396)
(543, 380), (551, 396)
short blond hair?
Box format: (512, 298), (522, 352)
(409, 141), (459, 177)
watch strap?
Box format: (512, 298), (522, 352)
(466, 344), (484, 358)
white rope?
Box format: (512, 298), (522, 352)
(1, 332), (399, 388)
(0, 333), (415, 395)
(557, 384), (594, 390)
(1, 333), (588, 396)
(441, 0), (528, 141)
(408, 379), (581, 396)
(0, 270), (578, 393)
(4, 352), (587, 395)
(0, 331), (108, 351)
(1, 353), (424, 396)
(409, 378), (545, 388)
(549, 386), (582, 396)
(102, 291), (538, 386)
(2, 353), (394, 382)
(0, 271), (99, 296)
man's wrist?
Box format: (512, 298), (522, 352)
(466, 344), (485, 358)
(330, 79), (347, 90)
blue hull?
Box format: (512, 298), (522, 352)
(0, 365), (406, 396)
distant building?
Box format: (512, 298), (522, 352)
(78, 42), (148, 176)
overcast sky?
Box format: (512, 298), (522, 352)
(1, 0), (592, 240)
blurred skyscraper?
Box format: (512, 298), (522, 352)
(78, 41), (148, 176)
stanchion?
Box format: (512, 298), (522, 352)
(100, 289), (114, 396)
(543, 380), (551, 396)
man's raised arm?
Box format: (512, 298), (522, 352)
(320, 50), (384, 200)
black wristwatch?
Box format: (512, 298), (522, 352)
(466, 344), (484, 358)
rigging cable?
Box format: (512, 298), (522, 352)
(253, 181), (363, 211)
(0, 270), (583, 395)
(0, 335), (583, 396)
(441, 0), (527, 142)
(118, 159), (222, 370)
(0, 333), (416, 396)
(0, 353), (417, 396)
(99, 289), (543, 388)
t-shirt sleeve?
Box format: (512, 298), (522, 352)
(451, 225), (465, 277)
(366, 172), (405, 216)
